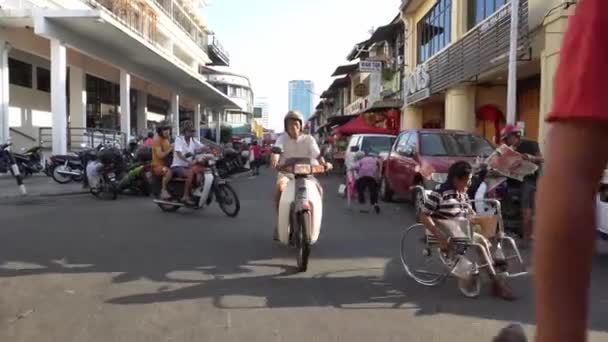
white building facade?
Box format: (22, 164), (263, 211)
(254, 97), (270, 128)
(203, 69), (254, 135)
(0, 0), (235, 154)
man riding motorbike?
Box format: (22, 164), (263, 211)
(170, 121), (206, 206)
(152, 121), (174, 200)
(500, 124), (543, 246)
(271, 111), (332, 240)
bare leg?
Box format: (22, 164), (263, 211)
(182, 169), (195, 204)
(522, 208), (534, 242)
(161, 168), (172, 199)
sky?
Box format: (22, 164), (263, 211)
(205, 0), (401, 131)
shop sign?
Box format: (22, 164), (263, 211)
(359, 60), (383, 73)
(403, 64), (431, 105)
(354, 83), (367, 97)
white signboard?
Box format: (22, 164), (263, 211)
(359, 60), (383, 73)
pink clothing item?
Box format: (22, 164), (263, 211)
(143, 138), (154, 147)
(355, 156), (378, 179)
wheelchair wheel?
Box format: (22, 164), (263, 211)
(400, 224), (449, 286)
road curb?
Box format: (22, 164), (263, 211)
(0, 190), (89, 204)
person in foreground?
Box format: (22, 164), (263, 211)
(494, 1), (608, 341)
(271, 111), (332, 240)
(170, 121), (206, 206)
(151, 122), (173, 200)
(420, 161), (515, 301)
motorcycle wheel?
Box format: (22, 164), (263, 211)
(52, 165), (74, 184)
(216, 184), (240, 217)
(296, 212), (311, 272)
(91, 177), (118, 200)
(157, 202), (180, 212)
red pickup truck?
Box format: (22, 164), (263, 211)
(379, 129), (494, 209)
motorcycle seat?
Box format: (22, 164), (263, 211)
(54, 154), (80, 161)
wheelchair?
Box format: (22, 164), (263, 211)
(400, 186), (528, 297)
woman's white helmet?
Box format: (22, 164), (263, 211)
(284, 111), (304, 131)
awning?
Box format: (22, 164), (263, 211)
(332, 114), (399, 136)
(315, 114), (357, 133)
(347, 39), (370, 61)
(328, 76), (350, 90)
(32, 9), (239, 109)
(320, 89), (337, 99)
(315, 101), (324, 110)
(362, 99), (404, 113)
(368, 21), (404, 45)
(331, 63), (359, 77)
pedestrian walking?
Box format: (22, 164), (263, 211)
(352, 150), (381, 214)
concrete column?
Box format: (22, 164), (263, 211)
(0, 40), (11, 144)
(194, 103), (201, 139)
(68, 65), (86, 133)
(451, 0), (468, 41)
(445, 85), (476, 131)
(136, 91), (148, 135)
(119, 69), (131, 138)
(402, 106), (423, 129)
(51, 39), (67, 155)
(171, 93), (179, 135)
(216, 110), (222, 144)
(538, 8), (573, 152)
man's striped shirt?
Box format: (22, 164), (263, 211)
(422, 184), (472, 219)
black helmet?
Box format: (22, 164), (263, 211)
(156, 120), (172, 135)
(284, 111), (304, 131)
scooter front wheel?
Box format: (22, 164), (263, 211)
(296, 212), (311, 272)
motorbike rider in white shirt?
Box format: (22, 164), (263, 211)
(271, 111), (332, 240)
(171, 121), (206, 206)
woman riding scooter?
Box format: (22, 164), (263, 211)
(271, 111), (332, 240)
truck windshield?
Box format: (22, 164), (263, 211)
(419, 133), (494, 157)
(361, 136), (396, 155)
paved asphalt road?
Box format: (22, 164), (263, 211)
(1, 170), (608, 342)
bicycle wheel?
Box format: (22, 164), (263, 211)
(400, 224), (449, 286)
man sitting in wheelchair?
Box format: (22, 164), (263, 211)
(420, 161), (516, 301)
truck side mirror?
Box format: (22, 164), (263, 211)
(350, 146), (360, 153)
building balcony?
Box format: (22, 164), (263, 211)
(88, 0), (208, 55)
(207, 36), (230, 66)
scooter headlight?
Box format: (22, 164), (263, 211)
(293, 164), (311, 175)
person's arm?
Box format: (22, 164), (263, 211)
(535, 122), (608, 342)
(309, 136), (331, 169)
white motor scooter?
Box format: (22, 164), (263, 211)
(273, 147), (325, 272)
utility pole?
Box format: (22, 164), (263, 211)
(506, 0), (520, 125)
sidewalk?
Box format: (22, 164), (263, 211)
(0, 174), (87, 200)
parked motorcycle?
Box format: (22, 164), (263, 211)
(273, 147), (327, 272)
(151, 153), (240, 216)
(0, 142), (27, 194)
(13, 146), (44, 177)
(116, 146), (152, 196)
(49, 153), (85, 184)
(86, 147), (124, 200)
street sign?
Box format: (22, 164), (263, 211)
(359, 60), (383, 73)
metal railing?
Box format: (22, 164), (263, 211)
(88, 0), (208, 54)
(39, 127), (127, 151)
(151, 0), (208, 53)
